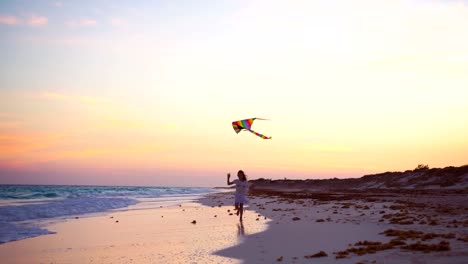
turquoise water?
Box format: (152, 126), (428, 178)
(0, 185), (213, 200)
(0, 185), (216, 243)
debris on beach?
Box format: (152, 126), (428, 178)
(402, 241), (450, 252)
(304, 251), (328, 258)
(276, 256), (283, 262)
(334, 233), (454, 260)
(381, 229), (455, 241)
(191, 220), (197, 224)
(334, 241), (394, 259)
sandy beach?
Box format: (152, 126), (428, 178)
(204, 189), (468, 263)
(0, 188), (467, 264)
(0, 197), (265, 264)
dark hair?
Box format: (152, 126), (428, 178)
(238, 170), (247, 181)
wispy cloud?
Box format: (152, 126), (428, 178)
(0, 121), (21, 129)
(40, 91), (150, 130)
(0, 132), (65, 156)
(80, 19), (97, 26)
(0, 14), (49, 27)
(42, 91), (110, 105)
(16, 35), (100, 46)
(0, 15), (20, 25)
(0, 113), (16, 118)
(27, 15), (48, 27)
(66, 19), (97, 27)
(0, 113), (21, 130)
(0, 89), (165, 168)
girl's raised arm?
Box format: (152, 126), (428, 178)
(227, 173), (234, 185)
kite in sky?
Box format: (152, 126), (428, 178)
(232, 118), (271, 139)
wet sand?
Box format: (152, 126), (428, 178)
(0, 200), (266, 264)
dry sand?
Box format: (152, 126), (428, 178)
(0, 189), (467, 263)
(204, 189), (468, 263)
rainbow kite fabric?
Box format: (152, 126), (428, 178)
(232, 118), (271, 139)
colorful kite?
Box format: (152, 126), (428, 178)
(232, 118), (271, 139)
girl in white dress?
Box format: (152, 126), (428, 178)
(227, 170), (249, 221)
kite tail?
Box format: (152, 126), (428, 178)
(248, 129), (272, 139)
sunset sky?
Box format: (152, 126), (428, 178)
(1, 0), (467, 186)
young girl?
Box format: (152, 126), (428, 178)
(227, 170), (249, 221)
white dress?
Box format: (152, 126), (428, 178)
(233, 179), (249, 204)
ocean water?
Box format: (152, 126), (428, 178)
(0, 185), (216, 244)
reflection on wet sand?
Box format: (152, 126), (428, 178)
(237, 222), (245, 238)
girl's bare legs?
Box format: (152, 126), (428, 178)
(239, 203), (244, 221)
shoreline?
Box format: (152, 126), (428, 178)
(0, 186), (218, 244)
(0, 189), (467, 263)
(0, 191), (266, 263)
